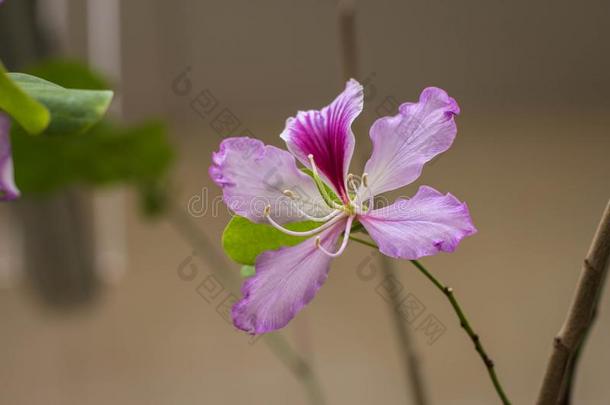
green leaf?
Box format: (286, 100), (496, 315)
(26, 59), (110, 90)
(11, 120), (173, 194)
(0, 63), (50, 134)
(222, 216), (319, 265)
(7, 73), (113, 136)
(240, 265), (256, 278)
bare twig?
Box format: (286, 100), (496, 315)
(537, 200), (610, 405)
(169, 207), (327, 405)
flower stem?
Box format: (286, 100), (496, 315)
(349, 236), (511, 404)
(409, 260), (511, 405)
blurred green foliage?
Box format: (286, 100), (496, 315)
(4, 59), (174, 216)
(8, 73), (113, 135)
(0, 62), (49, 134)
(240, 265), (256, 278)
(26, 59), (110, 90)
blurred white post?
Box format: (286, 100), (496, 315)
(87, 0), (127, 284)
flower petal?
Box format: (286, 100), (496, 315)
(210, 137), (331, 224)
(281, 79), (363, 202)
(359, 186), (476, 259)
(362, 87), (459, 197)
(232, 218), (346, 334)
(0, 112), (20, 201)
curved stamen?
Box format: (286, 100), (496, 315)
(355, 172), (374, 213)
(297, 207), (342, 222)
(264, 205), (345, 236)
(282, 188), (342, 222)
(347, 173), (360, 204)
(316, 215), (354, 258)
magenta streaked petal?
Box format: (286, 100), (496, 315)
(209, 137), (331, 224)
(359, 186), (476, 260)
(281, 79), (363, 202)
(232, 218), (346, 334)
(361, 87), (459, 197)
(0, 112), (20, 201)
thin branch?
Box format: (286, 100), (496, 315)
(558, 264), (608, 405)
(169, 207), (327, 405)
(380, 255), (429, 405)
(536, 200), (610, 405)
(410, 260), (511, 405)
(349, 236), (512, 404)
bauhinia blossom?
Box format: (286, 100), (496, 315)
(210, 80), (476, 334)
(0, 111), (20, 201)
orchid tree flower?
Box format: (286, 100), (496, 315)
(210, 79), (476, 334)
(0, 111), (19, 201)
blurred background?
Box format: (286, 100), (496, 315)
(1, 0), (609, 404)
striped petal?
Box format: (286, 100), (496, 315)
(281, 79), (363, 203)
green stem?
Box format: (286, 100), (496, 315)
(410, 260), (511, 405)
(350, 236), (512, 405)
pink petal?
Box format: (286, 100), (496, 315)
(232, 219), (346, 334)
(209, 137), (331, 224)
(359, 186), (476, 260)
(281, 79), (363, 203)
(362, 87), (459, 197)
(0, 112), (20, 201)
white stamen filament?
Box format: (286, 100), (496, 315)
(307, 154), (319, 176)
(264, 205), (345, 236)
(316, 215), (354, 257)
(355, 172), (374, 213)
(283, 188), (342, 222)
(362, 173), (368, 188)
(307, 154), (344, 210)
(296, 208), (343, 222)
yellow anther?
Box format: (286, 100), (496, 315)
(283, 189), (296, 199)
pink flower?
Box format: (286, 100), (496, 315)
(210, 80), (476, 334)
(0, 112), (20, 201)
